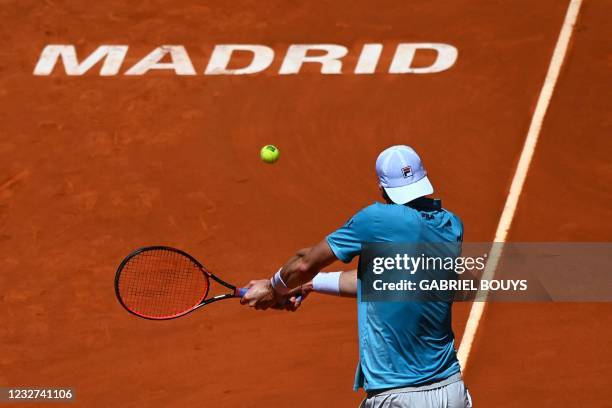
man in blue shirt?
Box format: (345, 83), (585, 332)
(242, 145), (472, 408)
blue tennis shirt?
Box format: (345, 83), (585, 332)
(326, 202), (463, 391)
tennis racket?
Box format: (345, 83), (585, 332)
(114, 246), (252, 320)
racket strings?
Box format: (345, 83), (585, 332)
(118, 249), (209, 319)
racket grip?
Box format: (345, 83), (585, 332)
(236, 288), (303, 304)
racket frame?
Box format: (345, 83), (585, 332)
(114, 246), (241, 320)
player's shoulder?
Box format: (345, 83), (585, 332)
(343, 203), (384, 226)
(362, 201), (385, 212)
(438, 207), (465, 238)
(441, 207), (463, 225)
(355, 202), (391, 217)
(350, 202), (411, 225)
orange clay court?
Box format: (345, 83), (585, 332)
(1, 0), (611, 407)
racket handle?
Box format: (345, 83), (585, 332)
(236, 288), (303, 303)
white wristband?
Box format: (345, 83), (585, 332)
(312, 272), (342, 296)
(270, 268), (290, 295)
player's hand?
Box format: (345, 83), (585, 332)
(272, 282), (312, 312)
(240, 279), (281, 310)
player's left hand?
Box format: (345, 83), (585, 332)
(240, 279), (281, 310)
(272, 284), (311, 312)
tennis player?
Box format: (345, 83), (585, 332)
(242, 145), (472, 408)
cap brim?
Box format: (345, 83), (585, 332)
(384, 176), (434, 205)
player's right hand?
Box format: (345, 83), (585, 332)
(241, 279), (280, 310)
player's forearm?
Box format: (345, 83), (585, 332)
(339, 270), (357, 296)
(280, 252), (319, 288)
(274, 240), (336, 292)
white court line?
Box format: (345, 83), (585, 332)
(456, 0), (583, 370)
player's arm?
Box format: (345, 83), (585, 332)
(339, 270), (357, 295)
(242, 240), (347, 309)
(278, 240), (337, 288)
(274, 270), (356, 311)
(299, 270), (357, 298)
(243, 207), (366, 309)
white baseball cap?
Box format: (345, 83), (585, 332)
(376, 145), (434, 204)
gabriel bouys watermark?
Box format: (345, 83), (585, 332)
(359, 242), (612, 302)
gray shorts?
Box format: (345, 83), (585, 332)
(360, 374), (472, 408)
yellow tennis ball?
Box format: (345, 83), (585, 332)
(260, 145), (280, 163)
